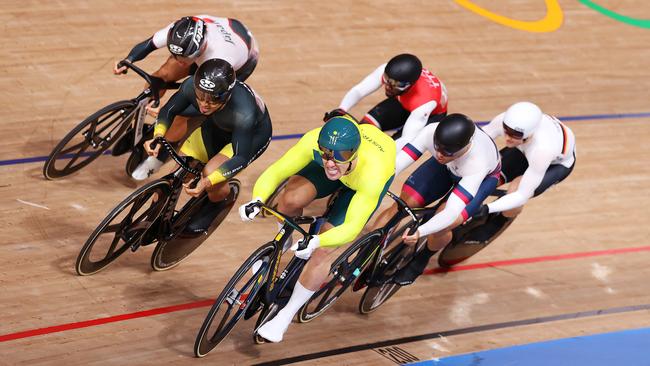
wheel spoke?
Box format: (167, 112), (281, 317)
(58, 140), (89, 156)
(63, 143), (90, 170)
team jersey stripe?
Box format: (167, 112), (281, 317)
(453, 185), (473, 204)
(461, 209), (469, 221)
(559, 122), (568, 155)
(402, 143), (422, 160)
(402, 184), (426, 206)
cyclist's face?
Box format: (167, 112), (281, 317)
(172, 54), (195, 66)
(195, 90), (228, 114)
(322, 158), (351, 180)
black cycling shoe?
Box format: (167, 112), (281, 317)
(182, 199), (228, 237)
(392, 260), (427, 286)
(463, 213), (511, 243)
(392, 247), (437, 286)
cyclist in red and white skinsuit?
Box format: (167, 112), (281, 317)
(324, 54), (448, 150)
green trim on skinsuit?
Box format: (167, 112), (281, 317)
(580, 0), (650, 29)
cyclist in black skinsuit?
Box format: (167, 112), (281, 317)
(143, 58), (272, 234)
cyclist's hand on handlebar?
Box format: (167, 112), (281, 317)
(238, 197), (263, 221)
(144, 137), (161, 157)
(323, 108), (348, 122)
(291, 235), (320, 260)
(472, 205), (490, 221)
(184, 177), (209, 197)
(113, 61), (128, 75)
(145, 99), (162, 118)
(401, 228), (420, 246)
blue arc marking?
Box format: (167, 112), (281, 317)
(4, 111), (649, 168)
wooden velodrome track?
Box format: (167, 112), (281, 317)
(2, 1), (650, 364)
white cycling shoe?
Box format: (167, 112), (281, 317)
(256, 313), (291, 343)
(131, 156), (164, 181)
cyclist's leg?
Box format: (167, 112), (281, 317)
(179, 124), (231, 234)
(360, 97), (409, 132)
(257, 186), (359, 343)
(392, 158), (456, 284)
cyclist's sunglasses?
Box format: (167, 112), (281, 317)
(382, 74), (411, 92)
(314, 145), (357, 164)
(433, 142), (463, 158)
(195, 88), (230, 106)
(502, 122), (525, 139)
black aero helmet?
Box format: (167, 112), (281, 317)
(433, 113), (476, 157)
(194, 59), (236, 104)
(167, 16), (206, 58)
(385, 54), (422, 85)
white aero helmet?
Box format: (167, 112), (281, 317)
(503, 101), (542, 139)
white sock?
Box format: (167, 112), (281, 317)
(274, 281), (315, 323)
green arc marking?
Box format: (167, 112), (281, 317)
(580, 0), (650, 29)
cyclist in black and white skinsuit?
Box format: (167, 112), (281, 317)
(473, 101), (576, 240)
(112, 15), (260, 179)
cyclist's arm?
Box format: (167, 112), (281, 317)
(487, 148), (553, 213)
(394, 101), (437, 150)
(206, 114), (259, 185)
(338, 64), (385, 111)
(252, 130), (317, 202)
(417, 175), (483, 236)
(319, 180), (391, 247)
(481, 113), (505, 139)
(125, 37), (159, 63)
(395, 123), (436, 175)
(153, 80), (194, 136)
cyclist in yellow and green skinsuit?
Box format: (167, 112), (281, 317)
(238, 114), (396, 343)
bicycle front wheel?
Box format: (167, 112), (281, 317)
(298, 230), (383, 323)
(75, 180), (171, 276)
(194, 242), (275, 358)
(44, 100), (135, 180)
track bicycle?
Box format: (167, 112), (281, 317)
(75, 137), (240, 275)
(43, 60), (180, 179)
(193, 201), (336, 357)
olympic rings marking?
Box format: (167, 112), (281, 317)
(454, 0), (563, 33)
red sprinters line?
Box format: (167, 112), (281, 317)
(0, 300), (213, 342)
(424, 245), (650, 275)
(2, 245), (650, 343)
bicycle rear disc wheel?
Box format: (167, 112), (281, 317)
(194, 242), (275, 357)
(151, 179), (241, 271)
(297, 230), (382, 323)
(75, 180), (171, 276)
(43, 100), (135, 180)
(358, 239), (420, 314)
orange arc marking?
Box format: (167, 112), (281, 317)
(454, 0), (563, 33)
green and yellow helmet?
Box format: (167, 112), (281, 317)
(316, 115), (361, 163)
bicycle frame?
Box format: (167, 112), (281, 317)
(255, 204), (325, 303)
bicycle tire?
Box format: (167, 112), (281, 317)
(297, 230), (383, 323)
(194, 241), (275, 357)
(75, 179), (171, 276)
(151, 179), (241, 271)
(43, 100), (135, 180)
